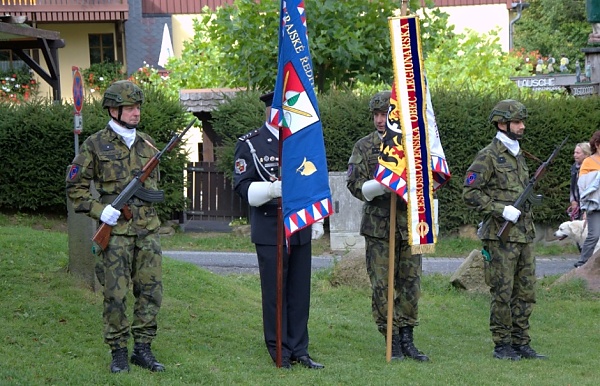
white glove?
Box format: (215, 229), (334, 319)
(502, 205), (521, 224)
(361, 179), (386, 201)
(311, 219), (324, 240)
(248, 180), (282, 207)
(269, 180), (282, 198)
(100, 204), (121, 226)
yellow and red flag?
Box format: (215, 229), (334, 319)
(374, 15), (450, 253)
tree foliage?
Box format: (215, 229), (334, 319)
(167, 0), (454, 92)
(512, 0), (589, 64)
(425, 28), (529, 94)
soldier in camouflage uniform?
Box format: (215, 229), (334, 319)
(66, 80), (166, 373)
(346, 91), (429, 362)
(463, 99), (547, 361)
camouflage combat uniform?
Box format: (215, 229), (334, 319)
(463, 137), (536, 347)
(66, 125), (163, 350)
(346, 131), (422, 336)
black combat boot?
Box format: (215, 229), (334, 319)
(131, 343), (165, 372)
(493, 344), (521, 361)
(110, 347), (130, 373)
(512, 344), (547, 359)
(391, 334), (404, 360)
(399, 327), (429, 362)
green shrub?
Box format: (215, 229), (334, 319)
(0, 84), (189, 221)
(2, 83), (591, 232)
(210, 89), (592, 233)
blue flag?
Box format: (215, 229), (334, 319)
(269, 0), (332, 238)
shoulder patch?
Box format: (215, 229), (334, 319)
(235, 158), (248, 174)
(465, 171), (478, 186)
(238, 129), (260, 142)
(66, 164), (80, 182)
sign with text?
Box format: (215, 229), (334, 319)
(511, 75), (598, 97)
(513, 77), (564, 92)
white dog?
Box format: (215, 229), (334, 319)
(554, 220), (600, 254)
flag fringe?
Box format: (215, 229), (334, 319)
(411, 243), (435, 255)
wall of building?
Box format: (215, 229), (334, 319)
(437, 4), (511, 51)
(172, 14), (197, 57)
(33, 23), (115, 102)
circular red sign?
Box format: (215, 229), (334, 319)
(73, 67), (83, 114)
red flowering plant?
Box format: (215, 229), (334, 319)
(81, 61), (125, 96)
(0, 67), (38, 103)
(511, 47), (542, 75)
(129, 62), (176, 99)
(128, 62), (167, 85)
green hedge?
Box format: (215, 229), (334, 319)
(2, 85), (593, 232)
(211, 90), (595, 233)
(0, 85), (189, 221)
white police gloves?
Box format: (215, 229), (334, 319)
(312, 219), (324, 240)
(247, 180), (282, 207)
(100, 204), (121, 226)
(269, 180), (282, 198)
(361, 179), (386, 201)
(502, 205), (521, 224)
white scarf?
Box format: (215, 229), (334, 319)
(109, 120), (136, 149)
(496, 131), (520, 156)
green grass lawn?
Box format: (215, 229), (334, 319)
(0, 214), (595, 385)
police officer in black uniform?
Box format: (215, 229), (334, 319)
(233, 92), (324, 370)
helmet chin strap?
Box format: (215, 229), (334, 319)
(504, 121), (521, 140)
(109, 106), (138, 129)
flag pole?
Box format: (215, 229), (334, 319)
(385, 193), (397, 362)
(385, 0), (408, 364)
(276, 129), (284, 368)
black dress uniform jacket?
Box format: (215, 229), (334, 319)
(233, 124), (313, 362)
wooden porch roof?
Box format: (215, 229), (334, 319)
(1, 0), (128, 23)
(0, 16), (65, 100)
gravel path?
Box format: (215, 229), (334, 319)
(164, 250), (579, 277)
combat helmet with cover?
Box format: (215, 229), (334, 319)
(488, 99), (527, 124)
(102, 80), (144, 109)
(369, 91), (391, 113)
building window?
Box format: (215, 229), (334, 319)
(89, 34), (115, 64)
(0, 49), (29, 72)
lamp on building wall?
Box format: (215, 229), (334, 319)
(509, 1), (530, 51)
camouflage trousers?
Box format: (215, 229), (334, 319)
(99, 231), (163, 349)
(365, 235), (422, 336)
(482, 240), (536, 346)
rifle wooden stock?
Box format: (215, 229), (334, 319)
(93, 223), (113, 251)
(91, 118), (197, 251)
(92, 204), (133, 251)
(496, 136), (568, 243)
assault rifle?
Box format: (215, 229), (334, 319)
(92, 118), (197, 251)
(496, 136), (568, 244)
